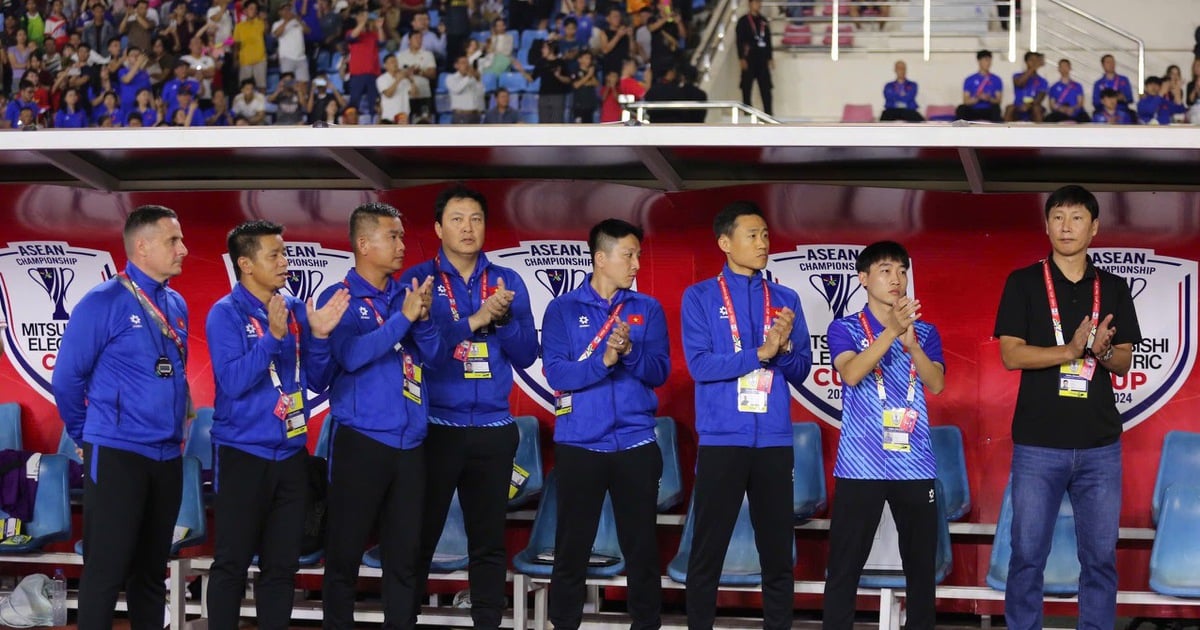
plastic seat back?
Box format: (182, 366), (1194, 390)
(0, 403), (22, 451)
(840, 103), (875, 122)
(171, 456), (207, 555)
(655, 417), (683, 512)
(509, 416), (543, 508)
(1149, 483), (1200, 596)
(793, 422), (827, 520)
(858, 479), (953, 588)
(0, 454), (71, 553)
(1152, 431), (1200, 525)
(57, 431), (82, 465)
(313, 418), (333, 459)
(931, 425), (971, 520)
(431, 491), (469, 572)
(668, 491), (794, 586)
(511, 471), (625, 577)
(986, 481), (1079, 595)
(182, 407), (215, 472)
(925, 104), (957, 121)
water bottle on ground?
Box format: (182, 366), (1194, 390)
(50, 568), (67, 626)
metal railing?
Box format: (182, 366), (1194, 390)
(1032, 0), (1146, 95)
(620, 100), (780, 124)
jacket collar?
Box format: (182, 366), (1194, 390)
(344, 267), (396, 300)
(435, 248), (490, 282)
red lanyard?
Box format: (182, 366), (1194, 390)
(248, 310), (301, 392)
(579, 303), (624, 360)
(437, 256), (487, 322)
(118, 272), (186, 361)
(717, 273), (771, 354)
(748, 13), (764, 39)
(857, 311), (917, 405)
(975, 74), (990, 97)
(1043, 259), (1100, 352)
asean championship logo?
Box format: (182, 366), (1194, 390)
(1088, 248), (1197, 430)
(487, 240), (616, 412)
(0, 241), (117, 403)
(221, 241), (354, 413)
(765, 244), (915, 427)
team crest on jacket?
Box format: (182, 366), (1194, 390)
(1089, 248), (1197, 429)
(0, 241), (116, 403)
(487, 240), (622, 412)
(765, 245), (915, 428)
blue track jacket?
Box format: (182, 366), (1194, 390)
(52, 263), (189, 461)
(542, 277), (670, 451)
(400, 250), (538, 426)
(206, 283), (335, 460)
(681, 265), (812, 447)
(317, 268), (441, 449)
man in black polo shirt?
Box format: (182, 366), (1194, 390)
(993, 184), (1141, 630)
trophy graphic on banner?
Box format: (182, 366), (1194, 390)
(535, 268), (587, 298)
(286, 269), (325, 302)
(809, 273), (860, 319)
(28, 267), (76, 320)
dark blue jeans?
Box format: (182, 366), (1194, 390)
(346, 73), (378, 117)
(1006, 441), (1122, 630)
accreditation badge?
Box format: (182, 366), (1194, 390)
(464, 342), (491, 379)
(1059, 359), (1091, 398)
(283, 391), (307, 438)
(737, 368), (773, 414)
(403, 353), (423, 404)
(882, 408), (913, 453)
(554, 391), (572, 416)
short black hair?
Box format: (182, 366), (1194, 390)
(240, 78), (257, 90)
(434, 184), (488, 223)
(1058, 58), (1070, 67)
(1100, 87), (1119, 99)
(495, 87), (509, 95)
(1044, 184), (1099, 220)
(976, 49), (992, 60)
(1023, 50), (1036, 63)
(349, 201), (402, 244)
(1145, 75), (1162, 86)
(713, 201), (764, 238)
(564, 16), (577, 27)
(588, 218), (643, 260)
(123, 205), (178, 249)
(856, 241), (910, 273)
(1100, 54), (1114, 65)
(227, 220), (284, 279)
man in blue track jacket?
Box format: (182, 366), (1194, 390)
(204, 220), (350, 630)
(680, 201), (812, 630)
(400, 185), (538, 630)
(316, 201), (439, 629)
(542, 219), (670, 630)
(53, 205), (191, 630)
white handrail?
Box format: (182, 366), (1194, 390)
(1034, 0), (1146, 92)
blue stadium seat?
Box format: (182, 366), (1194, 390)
(313, 418), (333, 459)
(364, 490), (468, 572)
(655, 417), (683, 512)
(427, 9), (440, 29)
(521, 29), (548, 44)
(470, 30), (491, 44)
(172, 456), (207, 555)
(0, 402), (23, 451)
(482, 72), (499, 94)
(511, 471), (625, 578)
(519, 111), (539, 124)
(667, 491), (794, 586)
(509, 416), (543, 508)
(436, 73), (450, 94)
(499, 72), (527, 94)
(931, 425), (971, 521)
(183, 407), (215, 472)
(858, 479), (953, 588)
(1149, 483), (1200, 596)
(520, 93), (539, 115)
(437, 113), (453, 125)
(57, 431), (82, 465)
(985, 481), (1080, 594)
(526, 77), (541, 93)
(510, 31), (521, 51)
(0, 454), (71, 553)
(1152, 431), (1200, 526)
(792, 422), (827, 520)
(435, 93), (452, 114)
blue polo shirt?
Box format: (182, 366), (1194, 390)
(1092, 73), (1133, 110)
(1012, 72), (1047, 104)
(883, 80), (918, 110)
(963, 72), (1002, 109)
(1047, 79), (1084, 115)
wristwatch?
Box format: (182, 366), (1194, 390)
(1098, 345), (1115, 362)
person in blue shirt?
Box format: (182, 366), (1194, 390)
(821, 241), (946, 630)
(54, 87), (89, 128)
(116, 46), (152, 112)
(1136, 76), (1187, 125)
(5, 82), (39, 128)
(1005, 51), (1047, 122)
(1092, 88), (1133, 124)
(204, 221), (350, 630)
(955, 49), (1003, 122)
(1044, 58), (1090, 123)
(680, 201), (812, 630)
(400, 185), (538, 630)
(161, 60), (202, 113)
(91, 90), (122, 126)
(316, 201), (439, 630)
(880, 59), (923, 122)
(167, 86), (205, 126)
(52, 205), (191, 629)
(1092, 53), (1134, 113)
(543, 218), (670, 630)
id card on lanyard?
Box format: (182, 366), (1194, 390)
(362, 292), (423, 405)
(749, 13), (766, 47)
(858, 312), (918, 452)
(248, 312), (307, 438)
(554, 302), (625, 416)
(1044, 260), (1100, 398)
(718, 274), (774, 414)
(440, 260), (492, 379)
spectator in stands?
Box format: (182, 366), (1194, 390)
(597, 8), (632, 78)
(160, 2), (198, 56)
(823, 241), (944, 630)
(270, 71), (308, 124)
(558, 17), (587, 73)
(401, 11), (447, 67)
(344, 7), (384, 121)
(307, 73), (344, 122)
(205, 88), (236, 125)
(117, 46), (152, 111)
(234, 1), (268, 90)
(644, 63), (683, 123)
(543, 217), (668, 630)
(81, 4), (116, 57)
(1162, 63), (1185, 107)
(638, 4), (679, 78)
(319, 0), (346, 65)
(53, 205), (191, 630)
(92, 89), (121, 124)
(7, 27), (34, 86)
(482, 86), (519, 123)
(1137, 76), (1185, 125)
(1005, 51), (1046, 122)
(0, 96), (9, 130)
(42, 39), (64, 75)
(44, 1), (68, 50)
(121, 0), (157, 55)
(53, 86), (87, 127)
(571, 50), (600, 123)
(169, 85), (205, 125)
(274, 3), (311, 89)
(162, 60), (200, 112)
(21, 0), (45, 47)
(995, 185), (1140, 630)
(489, 18), (514, 58)
(533, 39), (571, 123)
(127, 87), (159, 125)
(181, 38), (216, 100)
(681, 201), (811, 630)
(1187, 58), (1200, 107)
(50, 47), (90, 97)
(380, 0), (404, 52)
(955, 49), (1003, 122)
(1044, 59), (1088, 123)
(145, 37), (176, 86)
(232, 77), (267, 123)
(735, 0), (772, 115)
(443, 0), (471, 69)
(562, 0), (595, 45)
(677, 64), (708, 123)
(1091, 54), (1133, 114)
(615, 56), (650, 112)
(447, 53), (485, 123)
(599, 69), (622, 122)
(880, 59), (922, 122)
(207, 0), (237, 91)
(396, 30), (436, 123)
(6, 81), (37, 127)
(15, 105), (37, 128)
(1091, 88), (1132, 125)
(376, 53), (414, 123)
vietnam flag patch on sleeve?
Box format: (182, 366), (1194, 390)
(628, 314), (645, 325)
